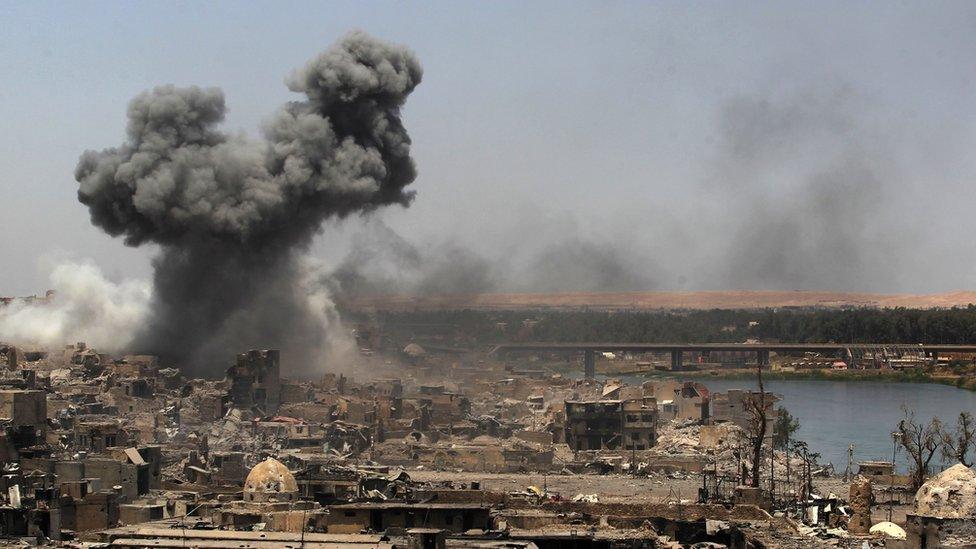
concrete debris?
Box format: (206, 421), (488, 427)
(914, 463), (976, 519)
(705, 519), (729, 535)
(847, 475), (872, 534)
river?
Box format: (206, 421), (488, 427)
(617, 376), (976, 471)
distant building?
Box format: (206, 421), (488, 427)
(564, 398), (658, 451)
(709, 390), (780, 433)
(226, 349), (281, 414)
(644, 380), (709, 422)
(0, 389), (47, 447)
(857, 460), (895, 481)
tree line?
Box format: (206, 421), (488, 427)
(359, 305), (976, 345)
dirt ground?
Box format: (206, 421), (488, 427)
(411, 470), (702, 502)
(409, 470), (914, 524)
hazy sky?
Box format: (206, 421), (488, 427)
(4, 1), (976, 296)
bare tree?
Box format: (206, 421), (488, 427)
(745, 360), (774, 488)
(790, 439), (818, 500)
(941, 411), (976, 467)
(897, 407), (943, 491)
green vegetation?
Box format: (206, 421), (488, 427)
(357, 304), (976, 345)
(773, 408), (800, 450)
(353, 306), (976, 390)
(675, 366), (976, 391)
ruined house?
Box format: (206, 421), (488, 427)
(564, 397), (658, 451)
(418, 392), (470, 426)
(0, 390), (47, 448)
(709, 389), (780, 432)
(209, 452), (247, 486)
(645, 380), (709, 423)
(290, 455), (362, 502)
(73, 416), (124, 453)
(226, 349), (281, 414)
(113, 355), (159, 378)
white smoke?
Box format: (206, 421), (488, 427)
(301, 259), (358, 376)
(0, 259), (353, 376)
(0, 261), (150, 352)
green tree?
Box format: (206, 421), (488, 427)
(773, 408), (800, 450)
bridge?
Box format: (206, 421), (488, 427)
(490, 342), (976, 378)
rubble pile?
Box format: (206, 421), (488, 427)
(914, 463), (976, 519)
(847, 475), (872, 534)
(655, 421), (742, 457)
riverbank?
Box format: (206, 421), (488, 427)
(534, 357), (976, 390)
(660, 367), (976, 391)
(573, 357), (976, 391)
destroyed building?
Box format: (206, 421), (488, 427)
(645, 380), (710, 422)
(226, 349), (281, 415)
(709, 389), (781, 431)
(564, 397), (658, 451)
(897, 463), (976, 548)
(0, 389), (47, 449)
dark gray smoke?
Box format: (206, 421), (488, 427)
(330, 220), (499, 296)
(330, 218), (655, 297)
(520, 238), (653, 293)
(332, 84), (906, 297)
(704, 87), (908, 291)
(74, 31), (422, 375)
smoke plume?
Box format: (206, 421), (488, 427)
(0, 261), (150, 352)
(330, 220), (499, 296)
(702, 86), (908, 291)
(329, 217), (656, 297)
(74, 32), (421, 375)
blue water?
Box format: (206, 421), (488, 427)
(622, 376), (976, 471)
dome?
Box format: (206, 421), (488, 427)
(243, 458), (298, 502)
(403, 343), (426, 357)
(869, 521), (907, 539)
(915, 463), (976, 518)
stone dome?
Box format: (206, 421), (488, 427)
(243, 458), (298, 502)
(403, 343), (426, 357)
(915, 463), (976, 518)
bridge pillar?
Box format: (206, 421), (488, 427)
(671, 349), (683, 371)
(584, 349), (595, 379)
(757, 349), (770, 370)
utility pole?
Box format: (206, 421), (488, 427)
(844, 443), (855, 482)
(770, 433), (775, 503)
(888, 431), (899, 522)
(631, 442), (637, 478)
(785, 434), (791, 502)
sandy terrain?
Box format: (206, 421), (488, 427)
(411, 470), (852, 504)
(411, 470), (702, 503)
(409, 470), (911, 527)
(343, 290), (976, 312)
